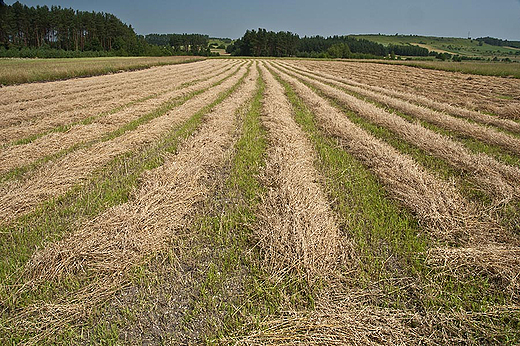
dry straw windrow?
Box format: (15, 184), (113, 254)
(257, 62), (343, 282)
(0, 59), (212, 125)
(236, 291), (520, 345)
(282, 61), (520, 134)
(426, 245), (520, 298)
(10, 61), (259, 341)
(235, 305), (416, 345)
(278, 62), (520, 155)
(267, 62), (499, 244)
(0, 60), (236, 145)
(269, 61), (520, 302)
(0, 61), (242, 174)
(272, 63), (520, 204)
(0, 58), (209, 107)
(297, 60), (520, 119)
(0, 63), (250, 225)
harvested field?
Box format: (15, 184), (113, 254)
(1, 58), (519, 344)
(293, 60), (520, 119)
(0, 56), (205, 85)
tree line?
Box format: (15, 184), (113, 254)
(144, 34), (211, 55)
(476, 37), (520, 49)
(226, 29), (430, 58)
(0, 1), (214, 57)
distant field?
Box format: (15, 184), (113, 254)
(230, 56), (520, 79)
(210, 48), (230, 56)
(0, 56), (204, 85)
(354, 34), (520, 58)
(353, 59), (520, 78)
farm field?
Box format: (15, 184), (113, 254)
(1, 58), (520, 344)
(0, 56), (204, 86)
(352, 59), (520, 79)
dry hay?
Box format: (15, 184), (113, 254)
(8, 61), (259, 341)
(233, 299), (520, 345)
(0, 60), (238, 145)
(295, 60), (520, 119)
(0, 59), (208, 126)
(282, 61), (520, 134)
(272, 63), (520, 204)
(0, 59), (215, 110)
(267, 61), (503, 244)
(427, 245), (520, 297)
(0, 63), (250, 224)
(0, 61), (242, 174)
(257, 62), (346, 283)
(235, 306), (414, 345)
(280, 62), (520, 155)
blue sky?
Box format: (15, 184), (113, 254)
(8, 0), (520, 40)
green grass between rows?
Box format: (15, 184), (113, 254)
(269, 66), (520, 343)
(0, 63), (253, 344)
(0, 64), (244, 185)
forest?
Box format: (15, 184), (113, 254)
(226, 29), (430, 58)
(144, 34), (211, 55)
(0, 1), (213, 57)
(476, 36), (520, 49)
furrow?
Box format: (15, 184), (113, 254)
(282, 61), (520, 134)
(0, 61), (242, 175)
(0, 62), (250, 224)
(267, 62), (505, 244)
(272, 62), (520, 204)
(0, 60), (236, 144)
(257, 62), (342, 281)
(10, 60), (259, 343)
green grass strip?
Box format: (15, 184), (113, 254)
(0, 64), (244, 185)
(268, 66), (519, 343)
(283, 64), (520, 166)
(5, 64), (238, 149)
(275, 65), (520, 232)
(0, 62), (252, 315)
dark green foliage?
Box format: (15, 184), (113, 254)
(227, 29), (431, 58)
(144, 33), (211, 55)
(299, 34), (387, 57)
(326, 43), (351, 58)
(230, 28), (300, 57)
(388, 44), (429, 56)
(0, 1), (190, 57)
(477, 37), (520, 49)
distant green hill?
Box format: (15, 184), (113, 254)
(352, 35), (520, 58)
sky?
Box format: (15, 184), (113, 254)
(8, 0), (520, 40)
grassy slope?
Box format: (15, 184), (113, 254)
(353, 34), (520, 57)
(0, 56), (204, 85)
